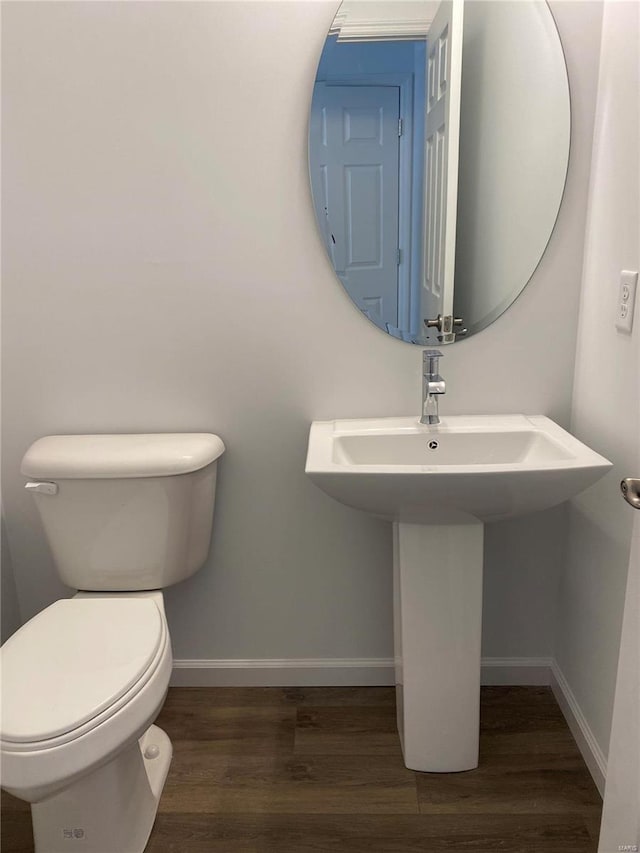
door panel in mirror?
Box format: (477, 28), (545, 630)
(310, 84), (401, 329)
(422, 0), (464, 343)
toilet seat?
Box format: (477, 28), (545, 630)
(0, 598), (167, 750)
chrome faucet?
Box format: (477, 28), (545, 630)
(421, 350), (445, 425)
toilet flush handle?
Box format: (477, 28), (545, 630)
(25, 481), (58, 496)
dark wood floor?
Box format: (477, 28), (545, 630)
(1, 686), (602, 852)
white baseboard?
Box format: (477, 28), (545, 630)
(170, 655), (553, 688)
(170, 657), (395, 687)
(550, 659), (607, 796)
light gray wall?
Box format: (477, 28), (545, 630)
(1, 1), (601, 665)
(1, 423), (22, 642)
(1, 515), (21, 643)
(557, 0), (639, 758)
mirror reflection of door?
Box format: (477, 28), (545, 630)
(423, 0), (464, 342)
(309, 0), (569, 345)
(310, 83), (401, 330)
(309, 1), (463, 341)
(309, 36), (428, 339)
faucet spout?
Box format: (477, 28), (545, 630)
(422, 391), (442, 424)
(421, 349), (445, 425)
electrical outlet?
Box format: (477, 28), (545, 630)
(615, 270), (638, 333)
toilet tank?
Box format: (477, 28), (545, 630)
(21, 434), (225, 591)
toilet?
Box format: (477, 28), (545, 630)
(0, 432), (225, 853)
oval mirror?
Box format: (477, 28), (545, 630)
(309, 0), (570, 344)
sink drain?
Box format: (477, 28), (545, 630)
(428, 440), (439, 450)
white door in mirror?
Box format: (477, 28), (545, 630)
(422, 0), (464, 335)
(615, 269), (638, 333)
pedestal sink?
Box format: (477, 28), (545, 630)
(305, 415), (611, 772)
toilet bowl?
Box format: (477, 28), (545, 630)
(0, 433), (224, 853)
(1, 593), (172, 801)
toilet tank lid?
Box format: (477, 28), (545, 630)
(21, 433), (225, 479)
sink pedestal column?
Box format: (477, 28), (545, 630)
(393, 519), (484, 772)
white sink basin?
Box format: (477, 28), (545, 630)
(305, 414), (611, 774)
(306, 414), (611, 523)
